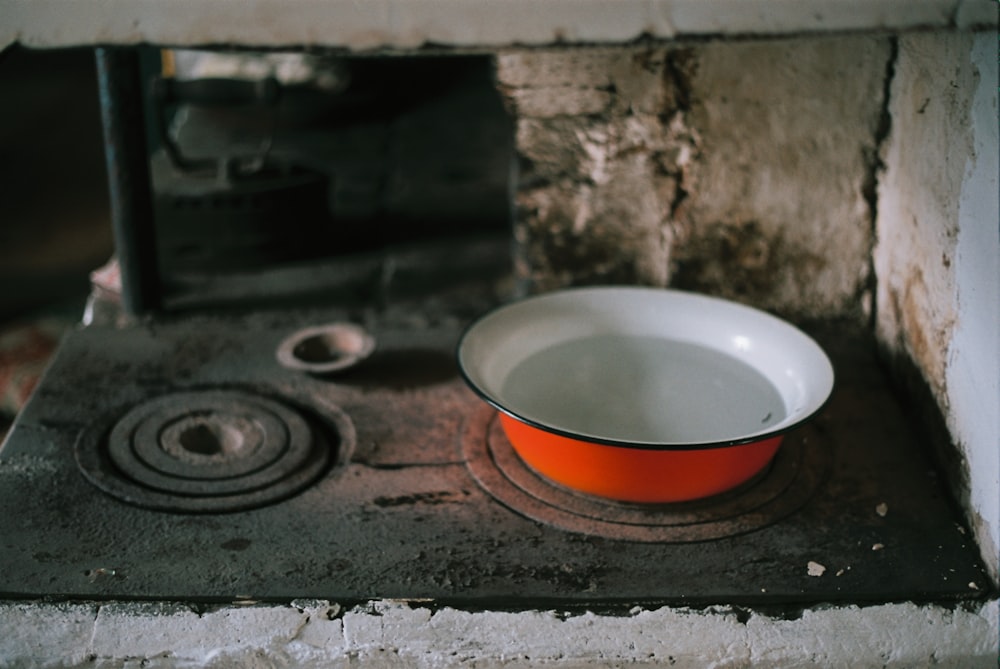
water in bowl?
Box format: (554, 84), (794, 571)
(500, 334), (787, 445)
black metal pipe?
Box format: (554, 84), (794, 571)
(95, 47), (161, 314)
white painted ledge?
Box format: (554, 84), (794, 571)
(1, 598), (998, 667)
(1, 0), (996, 52)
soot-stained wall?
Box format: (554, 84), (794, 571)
(497, 35), (892, 322)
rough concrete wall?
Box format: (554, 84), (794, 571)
(1, 598), (997, 668)
(674, 36), (890, 319)
(874, 30), (999, 582)
(496, 47), (694, 291)
(497, 36), (891, 321)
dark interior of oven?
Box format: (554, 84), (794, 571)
(146, 52), (511, 272)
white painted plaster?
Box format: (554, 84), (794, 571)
(1, 0), (997, 52)
(946, 32), (999, 583)
(0, 601), (97, 667)
(874, 34), (966, 398)
(874, 29), (1000, 582)
(0, 599), (996, 667)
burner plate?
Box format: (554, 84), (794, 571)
(463, 406), (829, 542)
(75, 389), (352, 513)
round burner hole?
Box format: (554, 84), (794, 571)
(277, 323), (375, 375)
(160, 412), (263, 463)
(178, 421), (240, 456)
(294, 335), (347, 364)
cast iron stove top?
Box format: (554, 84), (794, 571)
(0, 266), (992, 609)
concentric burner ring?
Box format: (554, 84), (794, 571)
(462, 405), (829, 542)
(75, 388), (350, 513)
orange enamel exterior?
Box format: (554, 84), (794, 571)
(499, 413), (783, 503)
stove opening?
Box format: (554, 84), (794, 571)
(139, 49), (515, 309)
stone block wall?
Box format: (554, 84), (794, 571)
(496, 35), (892, 322)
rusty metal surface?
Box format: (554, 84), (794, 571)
(463, 405), (830, 542)
(0, 298), (992, 608)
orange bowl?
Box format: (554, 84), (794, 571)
(499, 413), (782, 503)
(458, 287), (833, 504)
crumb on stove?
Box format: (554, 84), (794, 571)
(807, 561), (826, 577)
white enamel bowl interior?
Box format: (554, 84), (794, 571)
(459, 287), (834, 447)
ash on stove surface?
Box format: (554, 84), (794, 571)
(0, 280), (992, 607)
